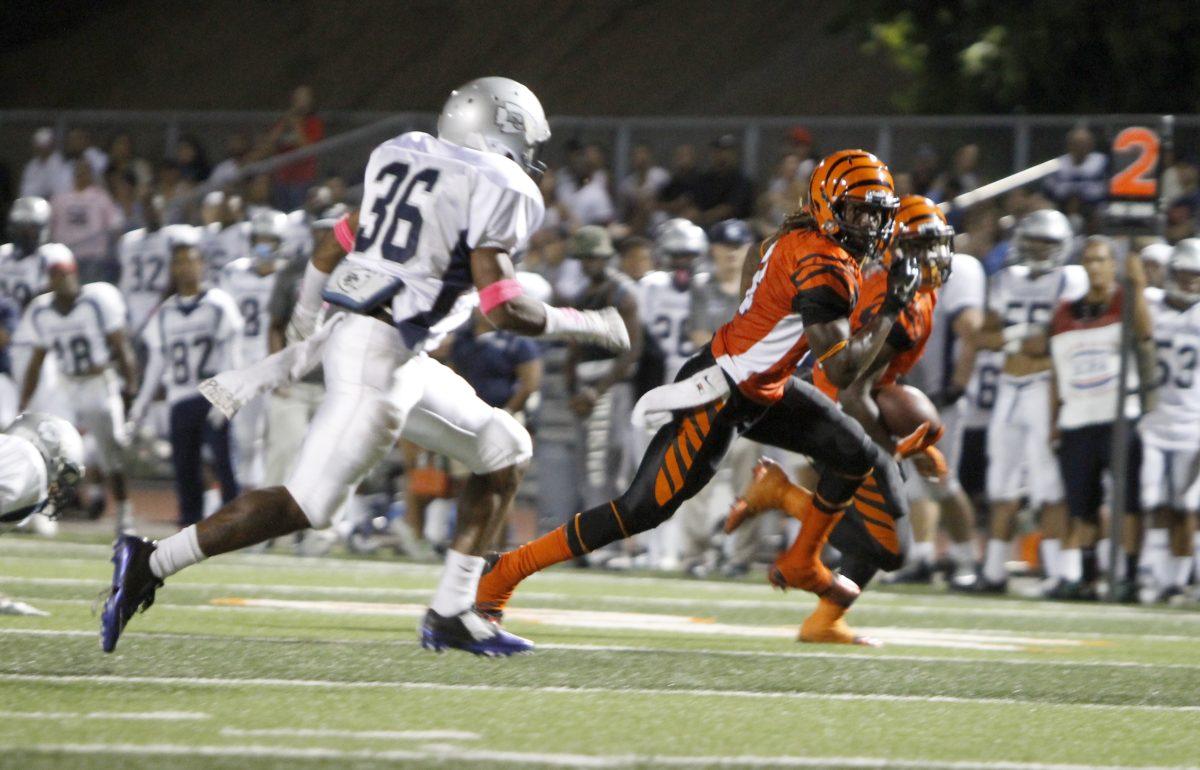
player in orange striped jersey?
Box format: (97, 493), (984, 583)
(730, 195), (954, 645)
(477, 151), (922, 631)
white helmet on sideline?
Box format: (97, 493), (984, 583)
(1012, 209), (1073, 274)
(437, 77), (551, 176)
(1166, 238), (1200, 306)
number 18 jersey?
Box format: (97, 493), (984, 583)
(349, 132), (545, 351)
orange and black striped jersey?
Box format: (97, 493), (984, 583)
(711, 228), (862, 404)
(812, 264), (937, 399)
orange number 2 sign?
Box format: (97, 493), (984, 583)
(1109, 127), (1160, 199)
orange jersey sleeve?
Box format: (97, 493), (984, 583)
(711, 229), (860, 404)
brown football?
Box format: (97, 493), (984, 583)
(875, 384), (942, 439)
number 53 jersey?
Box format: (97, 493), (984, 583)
(1140, 291), (1200, 450)
(348, 132), (545, 352)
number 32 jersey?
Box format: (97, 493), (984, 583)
(1140, 290), (1200, 450)
(348, 131), (545, 351)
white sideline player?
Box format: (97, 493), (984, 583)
(972, 209), (1087, 593)
(102, 77), (630, 656)
(116, 193), (172, 335)
(1, 198), (60, 419)
(19, 245), (139, 535)
(199, 191), (249, 280)
(219, 209), (287, 489)
(1138, 239), (1200, 602)
(0, 412), (85, 615)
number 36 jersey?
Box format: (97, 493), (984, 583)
(26, 282), (127, 376)
(348, 131), (545, 352)
(1140, 290), (1200, 450)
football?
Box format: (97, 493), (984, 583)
(875, 383), (942, 439)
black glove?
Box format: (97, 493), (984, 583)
(882, 254), (920, 315)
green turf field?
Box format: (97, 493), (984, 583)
(2, 534), (1199, 769)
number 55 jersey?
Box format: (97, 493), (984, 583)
(347, 131), (545, 352)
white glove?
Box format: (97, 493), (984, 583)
(543, 306), (631, 352)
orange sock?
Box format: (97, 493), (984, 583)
(777, 484), (813, 522)
(771, 496), (843, 592)
(476, 525), (573, 615)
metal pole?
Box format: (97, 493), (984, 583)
(876, 121), (893, 164)
(613, 121), (632, 194)
(1013, 118), (1030, 174)
(742, 123), (760, 179)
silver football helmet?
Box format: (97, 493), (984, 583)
(7, 196), (51, 253)
(249, 209), (288, 261)
(1012, 208), (1073, 274)
(437, 77), (551, 175)
(5, 412), (85, 519)
(1166, 238), (1200, 306)
(656, 218), (709, 260)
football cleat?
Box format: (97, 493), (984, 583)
(419, 608), (534, 657)
(725, 458), (800, 533)
(99, 536), (163, 653)
(799, 606), (881, 647)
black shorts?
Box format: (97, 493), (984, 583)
(1058, 421), (1142, 524)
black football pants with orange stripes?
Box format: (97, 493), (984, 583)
(565, 351), (910, 579)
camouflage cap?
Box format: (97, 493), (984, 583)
(570, 225), (615, 258)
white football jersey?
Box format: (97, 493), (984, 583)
(117, 227), (172, 332)
(140, 289), (243, 406)
(0, 433), (48, 522)
(0, 243), (47, 309)
(347, 132), (544, 352)
(200, 222), (250, 279)
(639, 270), (702, 383)
(964, 349), (1004, 429)
(283, 210), (315, 261)
(26, 283), (127, 376)
(1139, 291), (1200, 450)
(987, 263), (1088, 338)
(908, 253), (986, 396)
(219, 258), (280, 363)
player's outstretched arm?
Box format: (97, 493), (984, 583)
(837, 347), (898, 453)
(471, 248), (630, 351)
(17, 346), (47, 413)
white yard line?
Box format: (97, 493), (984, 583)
(2, 672), (1197, 714)
(9, 742), (1199, 769)
(5, 626), (1200, 671)
(220, 727), (480, 741)
(0, 710), (208, 721)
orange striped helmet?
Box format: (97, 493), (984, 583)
(893, 195), (955, 289)
(807, 150), (899, 262)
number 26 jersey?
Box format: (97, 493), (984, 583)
(348, 132), (545, 352)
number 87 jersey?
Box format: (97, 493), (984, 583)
(347, 132), (545, 352)
(1140, 288), (1200, 450)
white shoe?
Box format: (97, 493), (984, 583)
(0, 597), (48, 616)
(29, 513), (58, 538)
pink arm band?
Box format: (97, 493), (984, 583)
(478, 278), (524, 314)
(333, 216), (355, 252)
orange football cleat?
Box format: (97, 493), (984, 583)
(769, 502), (861, 605)
(799, 597), (881, 647)
(725, 458), (807, 533)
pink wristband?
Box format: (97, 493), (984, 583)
(333, 216), (355, 252)
(478, 278), (524, 314)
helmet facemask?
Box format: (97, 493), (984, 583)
(1167, 266), (1200, 307)
(831, 192), (898, 263)
(1015, 234), (1068, 275)
(895, 222), (954, 290)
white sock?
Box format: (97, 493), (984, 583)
(116, 500), (134, 529)
(983, 539), (1009, 583)
(149, 525), (204, 579)
(948, 540), (976, 569)
(1144, 528), (1169, 586)
(1170, 555), (1193, 588)
(1193, 533), (1200, 579)
(1096, 538), (1111, 574)
(429, 549), (485, 617)
(1060, 548), (1083, 583)
(1041, 538), (1062, 580)
(910, 540), (935, 567)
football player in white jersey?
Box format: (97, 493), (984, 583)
(0, 198), (60, 417)
(130, 227), (243, 528)
(199, 191), (249, 280)
(18, 245), (138, 534)
(219, 209), (287, 489)
(116, 192), (171, 335)
(0, 412), (84, 614)
(640, 218), (708, 383)
(891, 251), (986, 584)
(103, 77), (629, 657)
(971, 209), (1088, 593)
(1138, 239), (1200, 602)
